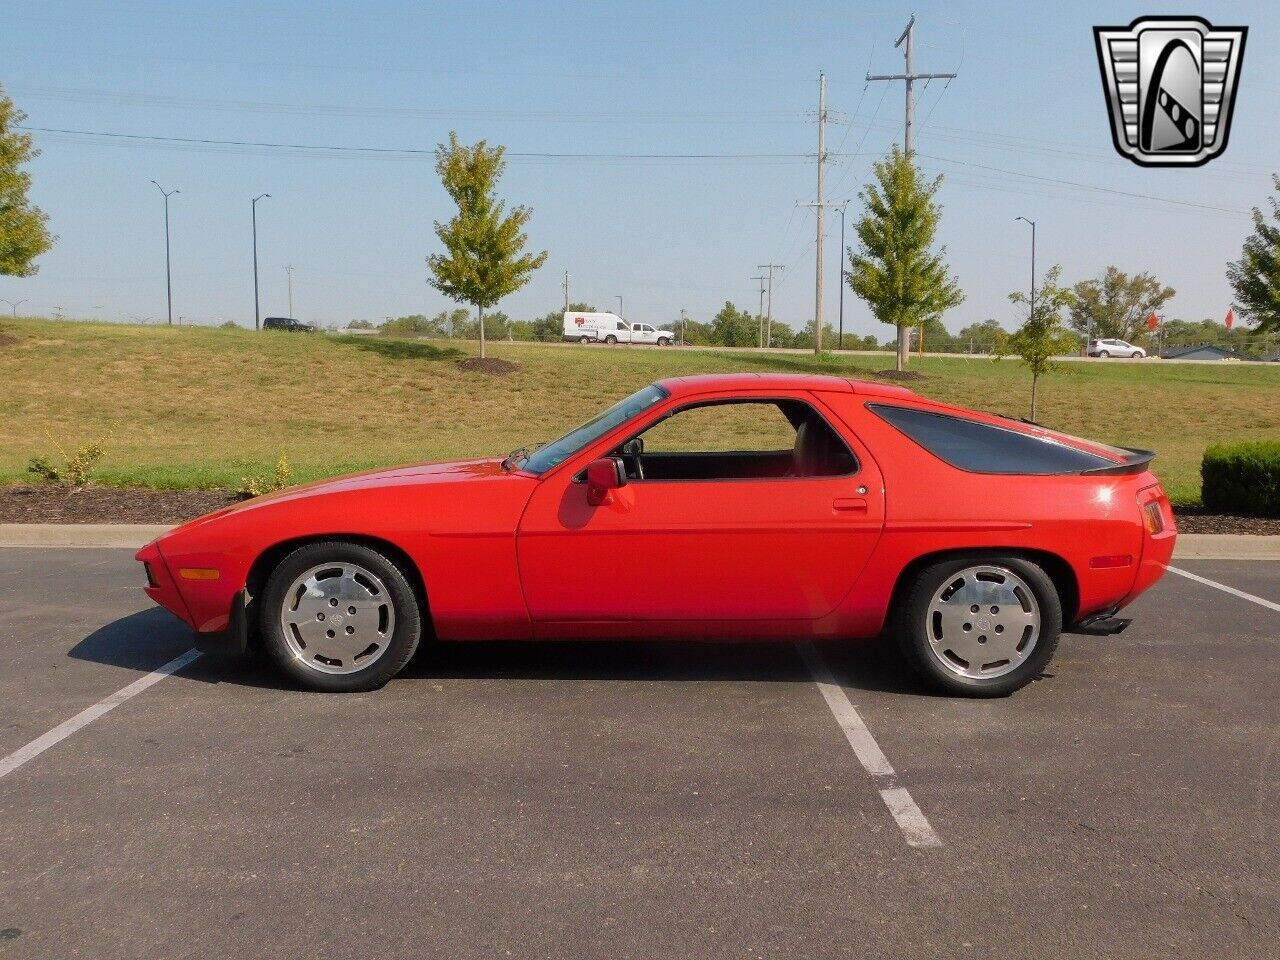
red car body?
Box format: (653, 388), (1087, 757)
(138, 373), (1175, 656)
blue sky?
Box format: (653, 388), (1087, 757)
(1, 1), (1274, 337)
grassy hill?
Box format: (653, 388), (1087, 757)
(3, 316), (1278, 504)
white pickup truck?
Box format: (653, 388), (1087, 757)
(563, 312), (675, 346)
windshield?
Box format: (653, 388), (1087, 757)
(520, 384), (669, 475)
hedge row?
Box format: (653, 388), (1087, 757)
(1201, 441), (1280, 518)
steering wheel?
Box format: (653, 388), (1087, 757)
(621, 438), (645, 480)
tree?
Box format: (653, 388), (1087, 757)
(711, 301), (756, 346)
(1068, 266), (1174, 341)
(0, 84), (54, 277)
(956, 318), (1005, 354)
(426, 131), (547, 358)
(1227, 173), (1280, 335)
(996, 265), (1078, 422)
(847, 147), (963, 371)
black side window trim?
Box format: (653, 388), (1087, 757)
(618, 396), (861, 482)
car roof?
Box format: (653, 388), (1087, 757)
(656, 372), (916, 399)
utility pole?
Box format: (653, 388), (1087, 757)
(757, 263), (783, 348)
(0, 298), (26, 319)
(149, 181), (179, 325)
(814, 72), (826, 353)
(750, 275), (768, 348)
(680, 308), (687, 346)
(866, 15), (957, 156)
(252, 193), (270, 330)
(562, 271), (570, 311)
(615, 295), (623, 319)
(285, 264), (295, 317)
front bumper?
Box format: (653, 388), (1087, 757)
(192, 588), (249, 656)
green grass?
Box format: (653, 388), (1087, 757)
(2, 316), (1278, 505)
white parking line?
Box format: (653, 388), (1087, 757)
(0, 649), (201, 782)
(796, 641), (943, 849)
(1165, 565), (1280, 613)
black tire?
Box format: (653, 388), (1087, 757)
(259, 541), (422, 692)
(657, 337), (671, 347)
(892, 555), (1062, 698)
(604, 335), (618, 345)
(579, 336), (590, 344)
(1098, 350), (1110, 358)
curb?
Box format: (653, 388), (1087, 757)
(1, 525), (1278, 560)
(0, 523), (172, 549)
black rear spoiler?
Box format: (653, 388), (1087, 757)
(1080, 447), (1156, 476)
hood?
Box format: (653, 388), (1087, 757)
(170, 458), (510, 531)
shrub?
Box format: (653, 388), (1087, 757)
(1201, 441), (1280, 517)
(238, 455), (293, 499)
(26, 430), (111, 486)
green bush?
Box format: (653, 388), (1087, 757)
(1201, 441), (1280, 517)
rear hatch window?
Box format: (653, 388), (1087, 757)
(870, 404), (1118, 475)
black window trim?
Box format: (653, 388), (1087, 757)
(605, 395), (862, 484)
(867, 402), (1118, 476)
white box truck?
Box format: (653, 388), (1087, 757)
(563, 312), (675, 346)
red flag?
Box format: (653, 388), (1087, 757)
(1225, 308), (1235, 330)
(1147, 312), (1159, 332)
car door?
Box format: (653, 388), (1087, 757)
(515, 392), (885, 625)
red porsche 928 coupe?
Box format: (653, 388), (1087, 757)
(137, 373), (1175, 697)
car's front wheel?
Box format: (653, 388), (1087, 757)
(579, 335), (590, 344)
(657, 337), (671, 347)
(1098, 350), (1110, 358)
(259, 541), (422, 692)
(893, 556), (1062, 697)
(604, 335), (618, 345)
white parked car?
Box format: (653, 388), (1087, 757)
(563, 312), (675, 346)
(1087, 338), (1146, 359)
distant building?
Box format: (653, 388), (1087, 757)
(1159, 344), (1251, 361)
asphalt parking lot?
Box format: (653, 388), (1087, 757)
(1, 550), (1277, 959)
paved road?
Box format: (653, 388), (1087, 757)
(0, 550), (1276, 959)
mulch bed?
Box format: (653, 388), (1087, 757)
(0, 485), (239, 524)
(876, 369), (927, 381)
(458, 357), (520, 375)
(1168, 507), (1280, 536)
(1, 485), (1276, 533)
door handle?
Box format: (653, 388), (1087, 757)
(833, 497), (868, 513)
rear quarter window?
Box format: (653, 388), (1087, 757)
(869, 404), (1115, 475)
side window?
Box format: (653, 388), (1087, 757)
(623, 400), (857, 480)
(869, 404), (1115, 474)
(617, 321), (628, 331)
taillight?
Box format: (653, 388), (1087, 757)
(1142, 500), (1165, 535)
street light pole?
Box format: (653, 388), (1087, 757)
(1015, 216), (1036, 324)
(252, 194), (271, 330)
(836, 200), (850, 350)
(1, 298), (26, 319)
(150, 181), (179, 326)
(616, 295), (623, 319)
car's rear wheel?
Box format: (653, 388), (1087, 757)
(893, 556), (1061, 697)
(259, 541), (422, 692)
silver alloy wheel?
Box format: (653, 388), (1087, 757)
(280, 562), (397, 675)
(924, 565), (1040, 680)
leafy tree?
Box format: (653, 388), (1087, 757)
(956, 318), (1005, 354)
(346, 318), (376, 329)
(426, 131), (548, 358)
(0, 84), (54, 276)
(1227, 173), (1280, 335)
(793, 321), (837, 351)
(711, 301), (756, 346)
(848, 147), (963, 371)
(996, 265), (1079, 421)
(1068, 266), (1174, 341)
(767, 322), (796, 349)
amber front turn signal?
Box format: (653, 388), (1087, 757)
(178, 568), (221, 581)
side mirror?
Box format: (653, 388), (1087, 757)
(586, 457), (626, 506)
